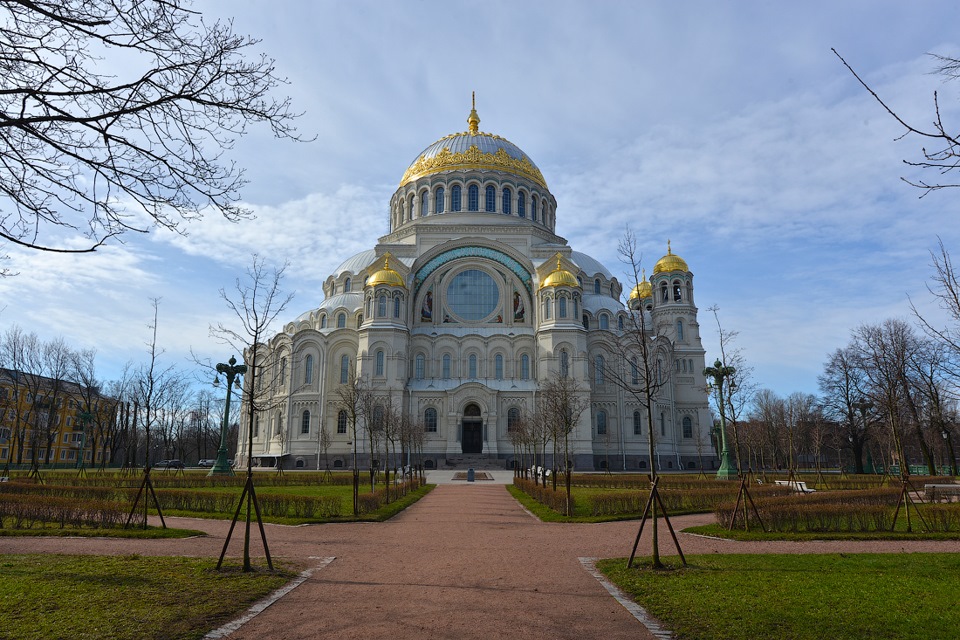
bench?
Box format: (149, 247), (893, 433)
(0, 476), (7, 482)
(774, 479), (815, 493)
(924, 484), (960, 502)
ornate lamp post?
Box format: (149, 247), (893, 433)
(210, 356), (246, 476)
(943, 413), (958, 476)
(704, 359), (737, 480)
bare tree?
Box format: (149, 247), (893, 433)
(0, 0), (304, 264)
(333, 366), (369, 516)
(539, 373), (588, 515)
(819, 346), (872, 473)
(835, 49), (960, 196)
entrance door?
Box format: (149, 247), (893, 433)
(461, 403), (483, 454)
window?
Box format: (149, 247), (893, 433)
(301, 410), (310, 434)
(521, 354), (530, 380)
(660, 412), (666, 436)
(573, 295), (579, 317)
(599, 314), (609, 330)
(544, 298), (551, 319)
(394, 295), (401, 318)
(594, 279), (601, 295)
(468, 184), (479, 211)
(254, 416), (260, 438)
(618, 316), (624, 331)
(661, 283), (669, 302)
(344, 278), (351, 292)
(320, 315), (327, 329)
(415, 354), (425, 380)
(673, 281), (682, 302)
(425, 407), (438, 432)
(633, 411), (642, 435)
(531, 195), (538, 222)
(421, 190), (429, 218)
(597, 411), (607, 435)
(435, 186), (445, 213)
(357, 314), (363, 328)
(507, 407), (520, 432)
(373, 405), (385, 430)
(495, 354), (504, 380)
(337, 313), (346, 328)
(485, 185), (495, 212)
(452, 185), (462, 211)
(502, 188), (512, 214)
(558, 297), (567, 317)
(676, 320), (684, 341)
(560, 349), (569, 378)
(595, 355), (605, 385)
(447, 269), (500, 321)
(468, 354), (477, 378)
(378, 295), (387, 317)
(442, 354), (451, 379)
(518, 191), (526, 217)
(276, 412), (283, 436)
(682, 416), (693, 439)
(337, 410), (347, 434)
(279, 357), (286, 385)
(375, 350), (385, 376)
(582, 314), (589, 330)
(305, 354), (314, 385)
(340, 355), (350, 384)
(366, 297), (372, 317)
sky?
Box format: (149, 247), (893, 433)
(2, 0), (960, 399)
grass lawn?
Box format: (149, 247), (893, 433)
(598, 553), (960, 640)
(685, 522), (960, 541)
(0, 554), (297, 640)
(506, 484), (696, 523)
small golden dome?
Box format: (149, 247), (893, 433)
(629, 270), (652, 300)
(367, 254), (406, 288)
(540, 254), (579, 290)
(653, 240), (689, 274)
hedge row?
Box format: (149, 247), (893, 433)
(356, 478), (425, 515)
(586, 484), (793, 516)
(0, 493), (137, 529)
(514, 478), (574, 515)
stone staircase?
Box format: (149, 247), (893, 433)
(443, 454), (507, 471)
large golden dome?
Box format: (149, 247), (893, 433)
(399, 96), (547, 189)
(540, 255), (579, 290)
(367, 254), (405, 288)
(653, 241), (689, 274)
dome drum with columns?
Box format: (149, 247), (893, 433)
(238, 99), (714, 472)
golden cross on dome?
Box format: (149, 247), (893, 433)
(468, 91), (480, 135)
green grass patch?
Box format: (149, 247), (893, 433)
(598, 553), (960, 640)
(685, 521), (960, 541)
(0, 554), (297, 640)
(0, 523), (204, 538)
(506, 484), (642, 522)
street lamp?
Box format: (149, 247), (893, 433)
(210, 356), (246, 476)
(704, 359), (737, 480)
(943, 412), (958, 477)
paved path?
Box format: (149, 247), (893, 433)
(3, 482), (959, 639)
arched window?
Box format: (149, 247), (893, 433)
(582, 314), (589, 330)
(597, 410), (607, 435)
(301, 410), (310, 434)
(254, 416), (260, 438)
(507, 407), (521, 432)
(451, 185), (462, 211)
(660, 412), (666, 436)
(560, 349), (569, 378)
(425, 407), (438, 432)
(340, 355), (350, 384)
(279, 357), (286, 385)
(442, 354), (451, 379)
(337, 410), (347, 434)
(595, 355), (605, 385)
(599, 314), (609, 330)
(344, 278), (351, 292)
(357, 314), (363, 328)
(377, 295), (386, 317)
(558, 296), (567, 317)
(304, 354), (314, 385)
(420, 190), (429, 218)
(276, 412), (283, 436)
(320, 315), (327, 329)
(521, 354), (530, 380)
(673, 280), (682, 302)
(594, 279), (601, 295)
(375, 350), (385, 376)
(544, 298), (552, 319)
(517, 191), (526, 217)
(633, 411), (642, 435)
(541, 202), (546, 224)
(661, 282), (669, 302)
(502, 188), (512, 214)
(394, 295), (402, 318)
(573, 295), (579, 318)
(468, 184), (479, 211)
(468, 354), (478, 378)
(631, 358), (639, 385)
(373, 405), (385, 430)
(485, 185), (495, 212)
(337, 313), (346, 328)
(683, 416), (693, 438)
(435, 186), (445, 213)
(366, 297), (372, 317)
(676, 320), (684, 341)
(531, 195), (538, 222)
(618, 316), (624, 331)
(495, 354), (504, 380)
(415, 354), (425, 380)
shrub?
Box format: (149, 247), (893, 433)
(514, 478), (573, 515)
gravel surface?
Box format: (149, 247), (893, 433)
(2, 483), (958, 639)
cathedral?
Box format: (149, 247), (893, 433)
(236, 100), (714, 471)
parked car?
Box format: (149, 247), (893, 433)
(197, 459), (215, 468)
(154, 459), (184, 470)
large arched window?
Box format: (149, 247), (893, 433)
(442, 354), (451, 379)
(301, 410), (310, 434)
(320, 315), (327, 329)
(340, 355), (350, 384)
(485, 185), (495, 212)
(420, 190), (429, 218)
(502, 188), (512, 214)
(376, 294), (385, 317)
(633, 410), (642, 435)
(599, 314), (609, 330)
(630, 358), (639, 385)
(495, 354), (504, 380)
(676, 320), (684, 341)
(337, 410), (348, 434)
(424, 407), (438, 432)
(558, 296), (567, 318)
(415, 354), (425, 380)
(531, 195), (538, 222)
(337, 313), (346, 328)
(682, 416), (693, 439)
(594, 279), (601, 295)
(279, 357), (286, 385)
(375, 350), (385, 376)
(507, 407), (521, 432)
(451, 185), (462, 211)
(560, 349), (569, 378)
(595, 355), (605, 385)
(597, 410), (607, 435)
(518, 191), (526, 217)
(435, 186), (445, 213)
(673, 280), (683, 302)
(304, 354), (314, 385)
(468, 184), (479, 211)
(661, 282), (669, 302)
(344, 278), (351, 292)
(394, 295), (402, 318)
(521, 354), (530, 380)
(468, 354), (478, 378)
